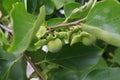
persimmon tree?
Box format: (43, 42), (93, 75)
(0, 0), (120, 80)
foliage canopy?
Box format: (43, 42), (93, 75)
(0, 0), (120, 80)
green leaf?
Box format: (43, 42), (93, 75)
(32, 5), (46, 38)
(85, 0), (120, 42)
(26, 49), (46, 63)
(8, 2), (35, 53)
(65, 0), (96, 20)
(64, 2), (81, 17)
(27, 0), (54, 15)
(50, 69), (88, 80)
(111, 48), (120, 64)
(0, 46), (27, 80)
(94, 58), (107, 69)
(84, 68), (120, 80)
(27, 0), (44, 15)
(0, 1), (7, 16)
(9, 59), (27, 80)
(46, 43), (103, 70)
(3, 0), (19, 12)
(61, 58), (106, 80)
(50, 58), (107, 80)
(81, 23), (120, 47)
(8, 3), (45, 54)
(44, 0), (55, 15)
(51, 0), (75, 9)
(47, 18), (65, 27)
(27, 0), (37, 14)
(0, 59), (10, 80)
(1, 57), (27, 80)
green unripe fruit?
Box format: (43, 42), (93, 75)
(82, 35), (96, 46)
(47, 38), (63, 53)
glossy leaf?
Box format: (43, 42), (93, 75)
(81, 23), (120, 47)
(46, 43), (103, 70)
(44, 0), (55, 15)
(51, 0), (75, 9)
(47, 18), (65, 27)
(26, 49), (46, 63)
(0, 59), (10, 80)
(84, 68), (120, 80)
(9, 59), (27, 80)
(66, 0), (96, 20)
(0, 46), (27, 80)
(8, 3), (35, 53)
(94, 58), (107, 69)
(8, 3), (45, 54)
(27, 0), (37, 14)
(85, 0), (120, 40)
(27, 43), (103, 71)
(64, 2), (81, 17)
(50, 69), (89, 80)
(32, 5), (46, 38)
(27, 0), (55, 15)
(1, 58), (27, 80)
(60, 58), (107, 80)
(1, 0), (120, 79)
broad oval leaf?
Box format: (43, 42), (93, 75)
(84, 68), (120, 80)
(44, 0), (55, 15)
(0, 46), (27, 80)
(64, 2), (81, 17)
(66, 0), (96, 20)
(8, 3), (35, 53)
(85, 0), (120, 37)
(50, 69), (88, 80)
(8, 3), (45, 54)
(27, 0), (39, 15)
(81, 23), (120, 47)
(46, 43), (103, 70)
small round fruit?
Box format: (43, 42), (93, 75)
(47, 38), (63, 53)
(82, 35), (96, 46)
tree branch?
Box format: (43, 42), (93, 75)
(0, 24), (13, 34)
(23, 53), (44, 80)
(0, 17), (87, 35)
(48, 17), (87, 30)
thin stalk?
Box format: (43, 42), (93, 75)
(48, 17), (87, 30)
(0, 24), (13, 33)
(23, 53), (44, 80)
